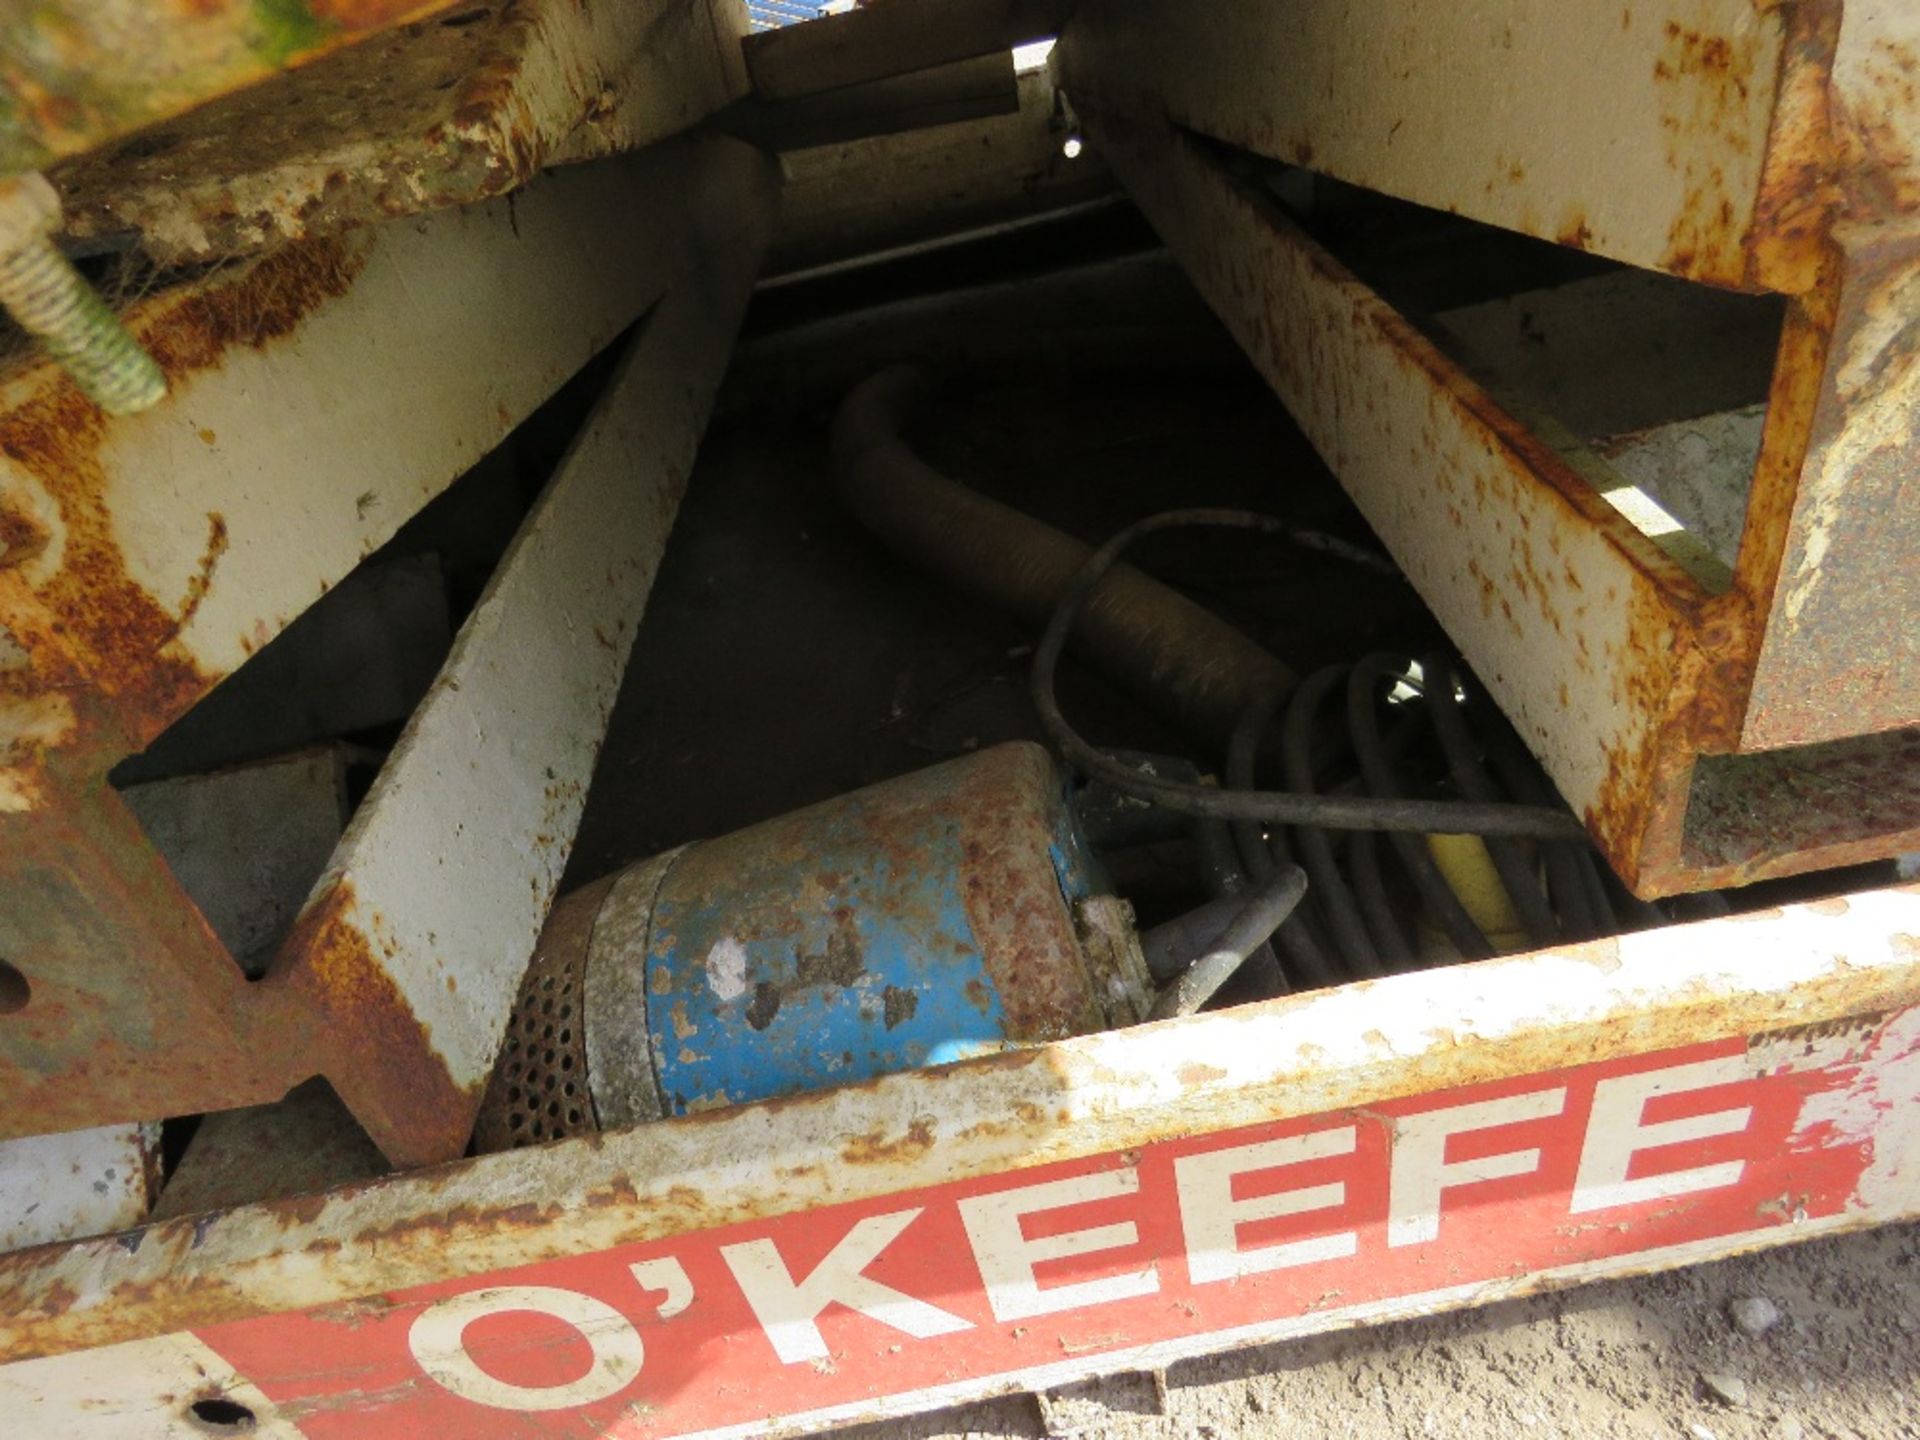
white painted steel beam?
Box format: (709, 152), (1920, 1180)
(0, 882), (1913, 1436)
(271, 135), (781, 1166)
(1056, 0), (1920, 766)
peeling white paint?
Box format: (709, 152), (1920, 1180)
(706, 938), (750, 1003)
(1769, 1006), (1920, 1211)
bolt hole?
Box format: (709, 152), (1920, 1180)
(187, 1396), (256, 1433)
(0, 960), (28, 1014)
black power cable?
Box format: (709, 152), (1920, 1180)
(1031, 510), (1590, 842)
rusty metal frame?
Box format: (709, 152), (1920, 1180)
(1055, 0), (1919, 895)
(0, 1), (470, 178)
(0, 881), (1913, 1435)
(44, 0), (753, 267)
(0, 134), (778, 1163)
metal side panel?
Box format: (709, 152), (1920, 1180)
(0, 884), (1914, 1436)
(1055, 0), (1816, 293)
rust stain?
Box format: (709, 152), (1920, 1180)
(0, 236), (366, 751)
(881, 984), (919, 1031)
(0, 382), (213, 749)
(1649, 14), (1773, 284)
(175, 514), (229, 634)
(138, 237), (365, 382)
(841, 1116), (936, 1166)
(1747, 1), (1845, 292)
(276, 879), (477, 1168)
(0, 505), (48, 569)
(1555, 213), (1594, 250)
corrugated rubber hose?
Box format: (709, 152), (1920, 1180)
(831, 364), (1294, 746)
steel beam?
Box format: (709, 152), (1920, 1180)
(1, 141), (725, 754)
(769, 68), (1115, 277)
(0, 1123), (158, 1253)
(1057, 0), (1813, 293)
(1058, 110), (1722, 888)
(0, 134), (779, 1160)
(744, 0), (1072, 101)
(0, 882), (1913, 1435)
(722, 51), (1021, 153)
(277, 155), (778, 1163)
(1058, 8), (1919, 893)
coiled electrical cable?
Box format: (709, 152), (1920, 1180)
(1031, 509), (1590, 842)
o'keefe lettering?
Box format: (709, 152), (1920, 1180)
(721, 1208), (971, 1364)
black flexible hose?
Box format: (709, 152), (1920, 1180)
(1346, 826), (1414, 966)
(833, 367), (1294, 745)
(1421, 652), (1562, 947)
(1348, 655), (1496, 960)
(1281, 666), (1386, 974)
(1030, 510), (1592, 841)
(1222, 688), (1341, 987)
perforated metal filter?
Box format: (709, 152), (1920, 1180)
(473, 876), (611, 1153)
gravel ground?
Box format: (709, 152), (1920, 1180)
(838, 1223), (1920, 1440)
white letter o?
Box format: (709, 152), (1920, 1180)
(408, 1285), (644, 1412)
